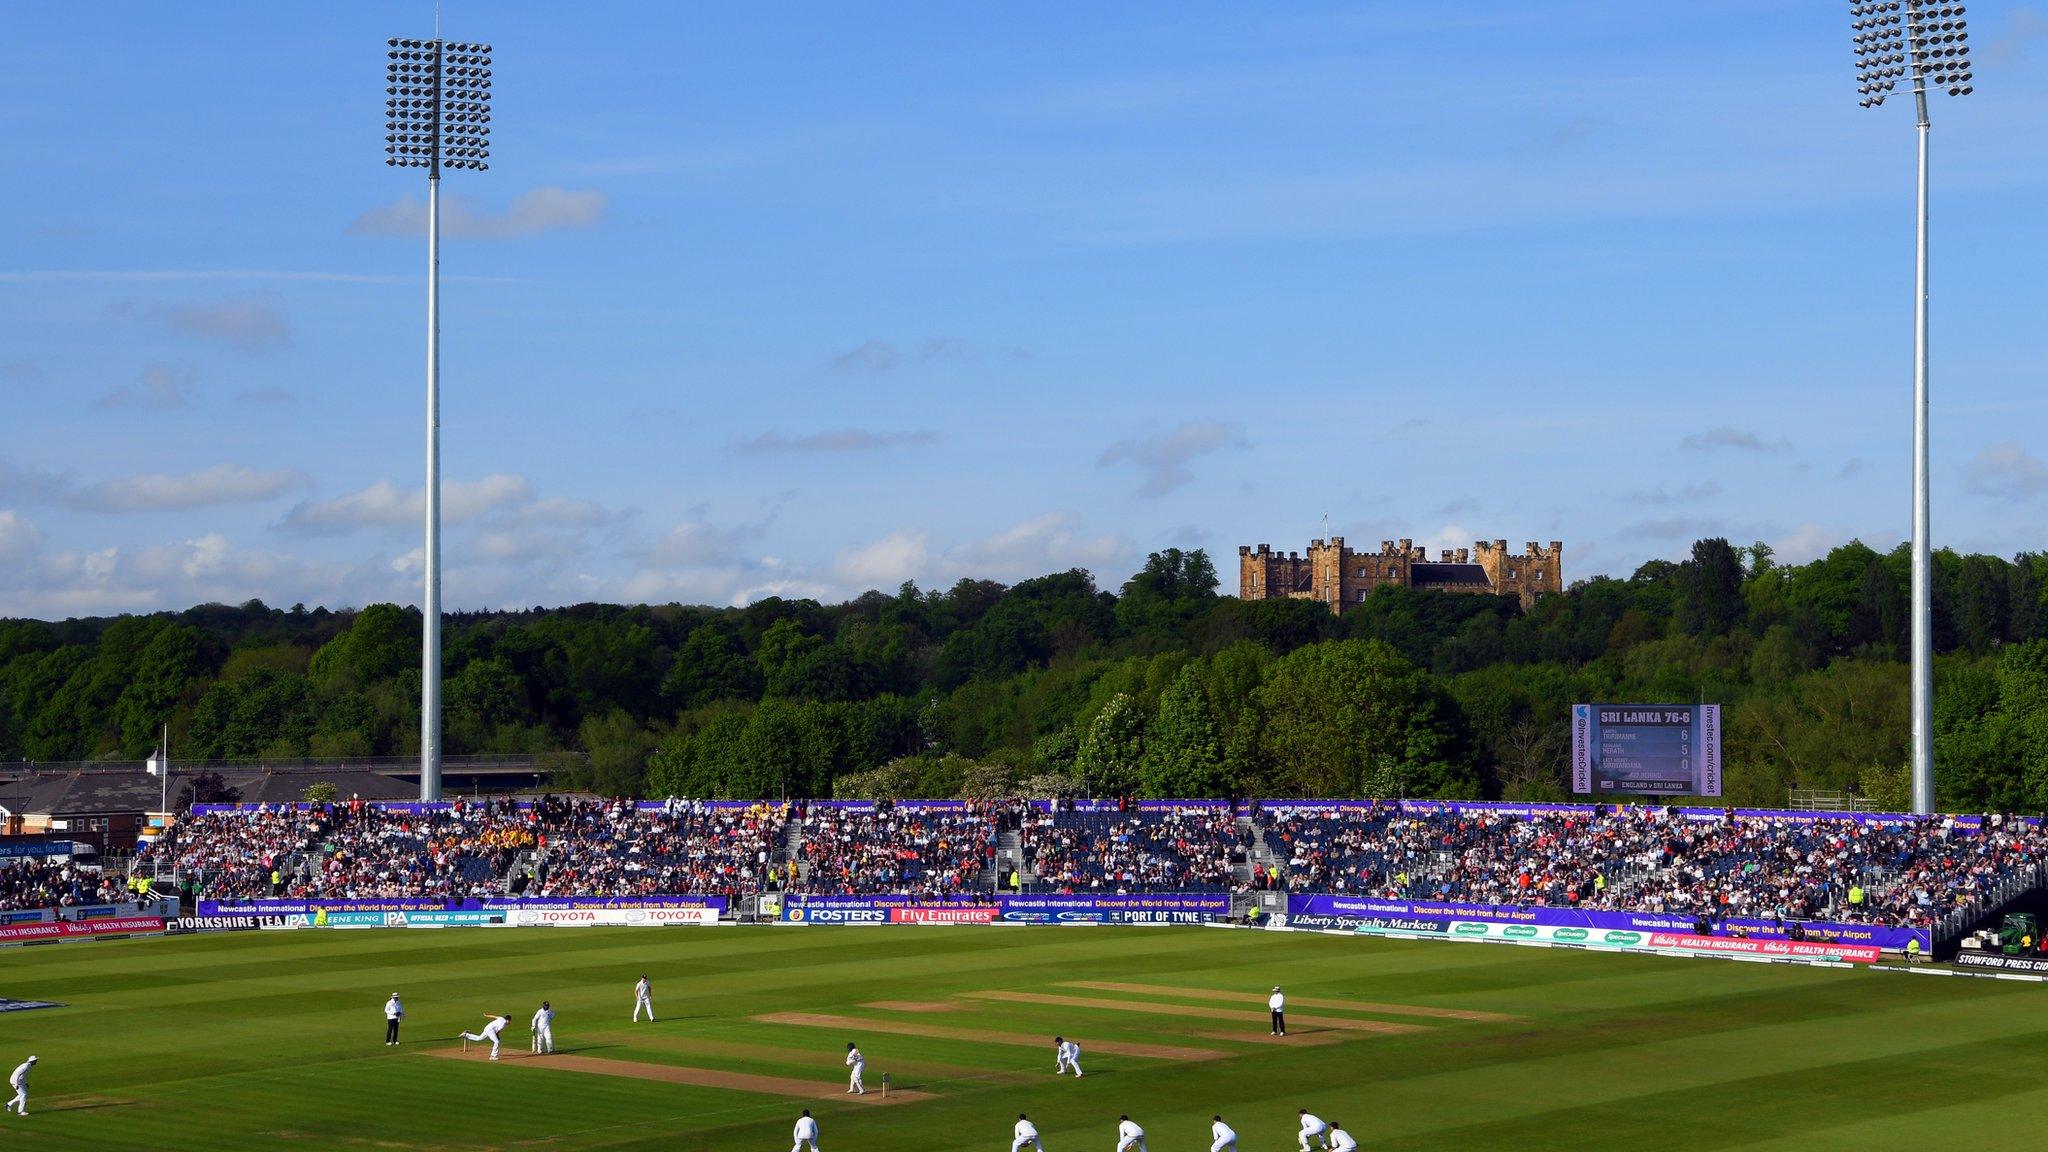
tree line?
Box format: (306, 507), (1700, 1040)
(1, 537), (2044, 811)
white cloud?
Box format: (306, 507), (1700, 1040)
(281, 474), (533, 533)
(1964, 442), (2048, 503)
(95, 364), (194, 410)
(1099, 421), (1247, 497)
(1679, 427), (1791, 453)
(943, 513), (1128, 583)
(0, 510), (44, 562)
(66, 464), (309, 512)
(1771, 524), (1854, 565)
(832, 531), (929, 588)
(641, 519), (762, 566)
(348, 187), (606, 239)
(739, 429), (939, 453)
(154, 298), (289, 352)
(1625, 481), (1723, 506)
(828, 337), (1030, 373)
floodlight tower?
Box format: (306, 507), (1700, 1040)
(1848, 1), (1972, 815)
(385, 35), (493, 801)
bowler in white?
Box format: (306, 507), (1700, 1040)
(1054, 1036), (1083, 1076)
(792, 1108), (821, 1152)
(1211, 1116), (1239, 1152)
(5, 1056), (34, 1117)
(1012, 1113), (1044, 1152)
(633, 975), (655, 1022)
(1297, 1109), (1329, 1150)
(844, 1042), (865, 1094)
(1116, 1115), (1146, 1152)
(531, 1000), (555, 1053)
(461, 1014), (510, 1060)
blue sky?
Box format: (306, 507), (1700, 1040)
(3, 2), (2046, 617)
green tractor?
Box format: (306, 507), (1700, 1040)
(1996, 913), (2043, 956)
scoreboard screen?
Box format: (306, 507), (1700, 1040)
(1571, 704), (1721, 797)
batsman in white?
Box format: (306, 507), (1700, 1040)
(4, 1056), (34, 1117)
(1012, 1113), (1045, 1152)
(1115, 1114), (1146, 1152)
(844, 1042), (866, 1094)
(792, 1108), (821, 1152)
(1297, 1108), (1330, 1150)
(531, 1000), (555, 1054)
(461, 1013), (510, 1061)
(633, 974), (655, 1022)
(1328, 1122), (1357, 1152)
(1210, 1116), (1239, 1152)
(1053, 1035), (1084, 1077)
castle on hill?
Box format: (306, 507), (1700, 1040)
(1237, 537), (1563, 613)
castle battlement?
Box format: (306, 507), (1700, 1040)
(1239, 531), (1563, 613)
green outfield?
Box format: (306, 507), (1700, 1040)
(0, 925), (2043, 1151)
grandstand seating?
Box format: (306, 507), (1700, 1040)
(92, 797), (2045, 937)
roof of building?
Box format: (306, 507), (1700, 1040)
(0, 765), (417, 816)
(1408, 562), (1493, 589)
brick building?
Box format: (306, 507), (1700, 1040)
(1237, 536), (1563, 613)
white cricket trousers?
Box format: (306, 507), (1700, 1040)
(1300, 1131), (1326, 1152)
(461, 1031), (502, 1059)
(1056, 1052), (1083, 1076)
(5, 1086), (25, 1115)
(793, 1140), (820, 1152)
(532, 1024), (553, 1053)
(1118, 1139), (1147, 1152)
(1012, 1138), (1044, 1152)
(847, 1065), (865, 1093)
(1213, 1138), (1238, 1152)
(634, 994), (654, 1022)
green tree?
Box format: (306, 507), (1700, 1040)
(1076, 692), (1145, 797)
(662, 625), (763, 709)
(1139, 666), (1229, 797)
(1256, 639), (1474, 798)
(1676, 537), (1747, 639)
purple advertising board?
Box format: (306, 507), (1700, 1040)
(1283, 894), (1929, 952)
(199, 894), (728, 917)
(781, 892), (1228, 925)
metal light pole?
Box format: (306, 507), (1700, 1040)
(385, 36), (493, 801)
(1848, 1), (1972, 815)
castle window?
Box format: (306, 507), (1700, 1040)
(1357, 589), (1367, 602)
(1508, 567), (1519, 580)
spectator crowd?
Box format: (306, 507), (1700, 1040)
(4, 798), (2027, 935)
(786, 802), (996, 897)
(1025, 806), (1244, 893)
(1257, 803), (2045, 929)
(0, 859), (126, 910)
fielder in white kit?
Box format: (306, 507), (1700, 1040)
(531, 1000), (555, 1053)
(461, 1014), (510, 1061)
(792, 1108), (820, 1152)
(4, 1056), (34, 1117)
(844, 1042), (866, 1094)
(1012, 1113), (1044, 1152)
(633, 975), (655, 1022)
(1297, 1109), (1330, 1150)
(1116, 1114), (1146, 1152)
(1053, 1036), (1083, 1076)
(1210, 1116), (1239, 1152)
(1328, 1122), (1357, 1152)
